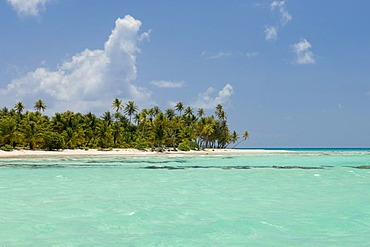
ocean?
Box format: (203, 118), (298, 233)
(1, 149), (370, 246)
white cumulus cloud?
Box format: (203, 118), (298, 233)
(271, 1), (292, 25)
(0, 15), (153, 113)
(264, 26), (278, 41)
(192, 84), (233, 109)
(292, 39), (316, 65)
(150, 80), (184, 88)
(264, 1), (292, 41)
(7, 0), (51, 17)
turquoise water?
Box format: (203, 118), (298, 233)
(1, 150), (370, 246)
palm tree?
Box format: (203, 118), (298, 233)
(1, 107), (9, 116)
(184, 106), (194, 117)
(242, 131), (249, 140)
(197, 108), (205, 118)
(165, 108), (175, 120)
(0, 116), (17, 146)
(152, 106), (161, 116)
(202, 124), (215, 148)
(112, 98), (123, 113)
(215, 104), (226, 121)
(232, 131), (249, 148)
(112, 121), (123, 147)
(14, 101), (25, 115)
(83, 112), (98, 146)
(34, 99), (46, 112)
(102, 111), (113, 126)
(22, 112), (45, 150)
(175, 102), (184, 116)
(153, 112), (167, 147)
(0, 98), (240, 151)
(133, 113), (141, 126)
(183, 106), (195, 126)
(124, 101), (138, 123)
(96, 121), (113, 148)
(230, 131), (239, 145)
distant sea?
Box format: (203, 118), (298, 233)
(1, 148), (370, 246)
(240, 147), (370, 152)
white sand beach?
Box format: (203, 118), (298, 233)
(0, 148), (289, 158)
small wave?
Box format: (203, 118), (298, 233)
(143, 165), (325, 170)
(0, 163), (66, 169)
(85, 159), (187, 165)
(260, 221), (283, 229)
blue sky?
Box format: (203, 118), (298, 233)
(1, 0), (370, 147)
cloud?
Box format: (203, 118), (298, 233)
(6, 0), (51, 17)
(270, 1), (292, 25)
(150, 80), (184, 88)
(0, 15), (154, 113)
(201, 51), (232, 60)
(139, 29), (152, 42)
(245, 52), (259, 57)
(202, 51), (258, 59)
(264, 1), (292, 41)
(264, 26), (278, 41)
(292, 39), (316, 64)
(192, 84), (233, 109)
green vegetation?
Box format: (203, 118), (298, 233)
(0, 144), (13, 152)
(0, 99), (248, 151)
(43, 131), (65, 151)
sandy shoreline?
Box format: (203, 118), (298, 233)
(0, 148), (289, 159)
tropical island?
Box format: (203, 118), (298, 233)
(0, 99), (249, 153)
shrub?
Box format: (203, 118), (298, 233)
(43, 132), (65, 151)
(0, 144), (13, 152)
(188, 141), (199, 150)
(178, 142), (190, 151)
(135, 141), (148, 150)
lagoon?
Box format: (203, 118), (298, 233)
(1, 149), (370, 246)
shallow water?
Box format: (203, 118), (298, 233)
(1, 151), (370, 246)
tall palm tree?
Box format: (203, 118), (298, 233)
(215, 104), (226, 121)
(197, 108), (205, 118)
(124, 101), (138, 123)
(102, 111), (113, 126)
(242, 131), (249, 140)
(34, 99), (46, 112)
(202, 124), (215, 148)
(0, 116), (17, 146)
(152, 106), (161, 116)
(153, 112), (167, 147)
(184, 106), (194, 117)
(165, 108), (175, 120)
(231, 131), (239, 145)
(175, 102), (184, 116)
(112, 98), (123, 113)
(14, 101), (25, 115)
(183, 106), (195, 126)
(22, 112), (45, 150)
(232, 131), (249, 148)
(133, 113), (141, 126)
(147, 108), (155, 123)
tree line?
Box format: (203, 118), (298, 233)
(0, 99), (249, 151)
